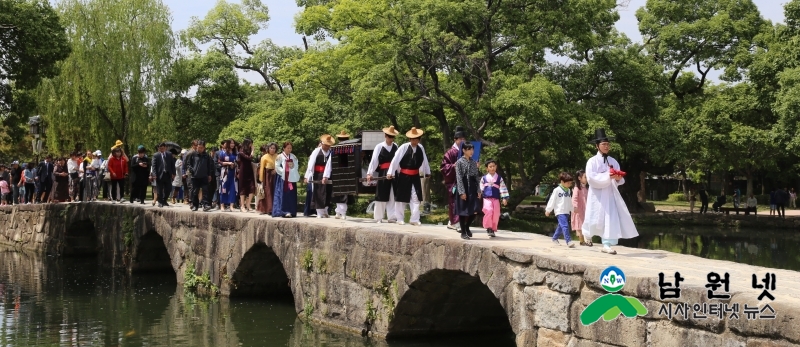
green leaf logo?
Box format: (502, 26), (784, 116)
(580, 266), (647, 326)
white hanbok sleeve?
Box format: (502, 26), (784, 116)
(367, 143), (382, 174)
(323, 151), (332, 179)
(585, 156), (612, 189)
(388, 143), (407, 175)
(609, 157), (625, 186)
(305, 148), (318, 179)
(419, 145), (431, 176)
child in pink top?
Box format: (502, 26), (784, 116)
(572, 170), (591, 246)
(0, 179), (8, 205)
(480, 160), (509, 237)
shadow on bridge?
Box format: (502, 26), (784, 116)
(132, 231), (174, 273)
(63, 219), (99, 256)
(388, 269), (513, 339)
(230, 243), (293, 300)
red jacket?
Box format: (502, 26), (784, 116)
(107, 156), (128, 180)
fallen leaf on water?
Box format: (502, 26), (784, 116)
(124, 330), (136, 337)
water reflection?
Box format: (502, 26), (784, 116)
(0, 248), (515, 347)
(537, 224), (800, 271)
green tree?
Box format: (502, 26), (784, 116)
(0, 0), (70, 116)
(35, 0), (174, 154)
(637, 0), (766, 99)
(693, 84), (780, 196)
(149, 52), (247, 146)
(182, 0), (302, 92)
(290, 0), (621, 207)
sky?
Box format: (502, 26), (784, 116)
(163, 0), (789, 83)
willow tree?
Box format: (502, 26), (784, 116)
(35, 0), (173, 153)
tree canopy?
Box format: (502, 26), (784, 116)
(26, 0), (800, 208)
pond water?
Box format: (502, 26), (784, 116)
(534, 224), (800, 271)
(0, 249), (516, 347)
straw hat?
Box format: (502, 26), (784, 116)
(382, 125), (400, 136)
(405, 127), (424, 139)
(111, 139), (123, 149)
(336, 130), (350, 139)
(320, 134), (335, 146)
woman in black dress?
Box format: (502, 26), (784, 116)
(52, 158), (70, 203)
(454, 143), (482, 239)
(237, 138), (256, 212)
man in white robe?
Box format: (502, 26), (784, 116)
(581, 128), (639, 255)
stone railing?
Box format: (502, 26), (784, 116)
(0, 203), (798, 347)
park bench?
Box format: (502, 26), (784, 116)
(718, 206), (757, 215)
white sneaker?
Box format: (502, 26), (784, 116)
(397, 221), (406, 225)
(567, 242), (576, 248)
(446, 222), (458, 230)
(376, 220), (382, 224)
(410, 222), (421, 226)
(316, 215), (322, 219)
(601, 246), (617, 255)
(334, 214), (341, 219)
(341, 215), (347, 220)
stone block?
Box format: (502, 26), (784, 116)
(726, 294), (800, 344)
(537, 327), (571, 347)
(504, 282), (531, 331)
(535, 255), (586, 274)
(526, 286), (572, 332)
(566, 337), (618, 347)
(746, 338), (800, 347)
(515, 329), (536, 347)
(502, 248), (534, 264)
(546, 272), (583, 294)
(576, 287), (603, 307)
(646, 321), (746, 347)
(514, 266), (547, 286)
(570, 300), (646, 347)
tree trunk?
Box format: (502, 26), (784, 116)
(431, 106), (450, 152)
(746, 173), (754, 198)
(637, 171), (647, 203)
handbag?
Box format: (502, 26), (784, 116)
(256, 183), (265, 200)
(103, 171), (111, 181)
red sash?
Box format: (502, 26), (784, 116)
(379, 162), (390, 170)
(400, 169), (419, 176)
(314, 165), (325, 173)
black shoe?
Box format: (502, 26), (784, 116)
(466, 229), (473, 238)
(488, 230), (496, 238)
(203, 205), (212, 212)
(461, 233), (470, 240)
(158, 203), (164, 208)
(191, 206), (198, 211)
(140, 201), (145, 205)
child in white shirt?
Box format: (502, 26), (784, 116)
(545, 172), (575, 247)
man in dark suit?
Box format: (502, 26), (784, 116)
(150, 142), (175, 208)
(35, 155), (54, 203)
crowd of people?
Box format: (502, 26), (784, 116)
(687, 184), (795, 219)
(0, 126), (642, 254)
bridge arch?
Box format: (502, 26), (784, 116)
(131, 230), (174, 273)
(387, 269), (513, 338)
(63, 219), (98, 256)
(229, 242), (293, 299)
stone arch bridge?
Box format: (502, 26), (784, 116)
(1, 203), (799, 347)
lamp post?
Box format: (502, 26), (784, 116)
(28, 116), (43, 161)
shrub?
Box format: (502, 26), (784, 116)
(667, 192), (686, 202)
